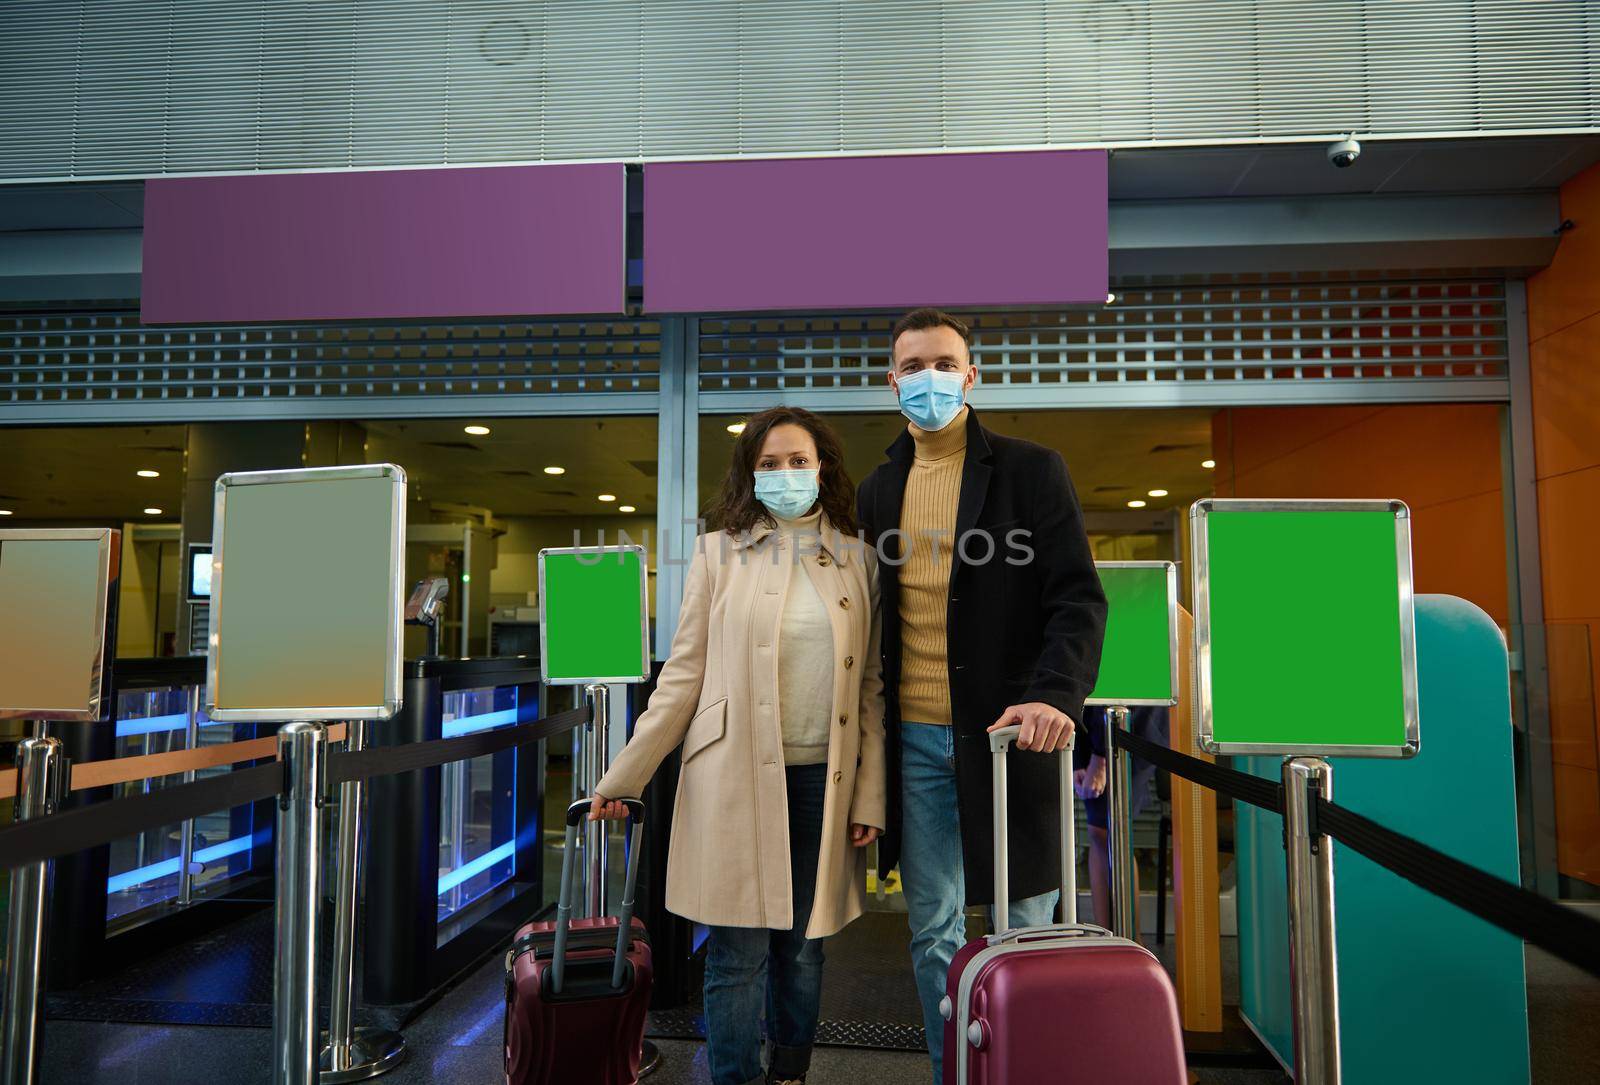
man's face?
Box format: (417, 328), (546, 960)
(888, 325), (976, 398)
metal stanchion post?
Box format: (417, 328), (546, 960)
(583, 683), (609, 920)
(275, 722), (328, 1085)
(1283, 757), (1341, 1085)
(320, 720), (406, 1082)
(1106, 706), (1138, 940)
(178, 686), (202, 908)
(1, 735), (66, 1085)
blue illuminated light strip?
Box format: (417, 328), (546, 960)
(113, 713), (191, 738)
(441, 707), (518, 738)
(437, 840), (515, 896)
(106, 831), (266, 895)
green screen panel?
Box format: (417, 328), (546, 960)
(211, 469), (403, 717)
(1201, 504), (1415, 755)
(540, 547), (649, 684)
(1088, 562), (1177, 705)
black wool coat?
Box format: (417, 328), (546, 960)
(856, 407), (1107, 906)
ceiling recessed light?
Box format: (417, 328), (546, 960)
(137, 469), (160, 478)
(144, 507), (163, 516)
(1127, 500), (1147, 509)
(0, 510), (11, 516)
(727, 422), (747, 435)
(597, 494), (616, 502)
(1148, 488), (1168, 498)
(1202, 459), (1216, 470)
(543, 466), (566, 475)
(619, 505), (636, 513)
(464, 425), (491, 436)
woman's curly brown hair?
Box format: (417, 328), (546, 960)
(707, 406), (858, 537)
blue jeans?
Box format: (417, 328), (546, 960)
(900, 722), (1059, 1085)
(704, 763), (828, 1085)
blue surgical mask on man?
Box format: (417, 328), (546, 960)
(895, 368), (967, 432)
(754, 468), (820, 520)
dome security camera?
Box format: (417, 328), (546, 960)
(1327, 137), (1361, 168)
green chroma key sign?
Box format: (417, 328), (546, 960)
(538, 545), (651, 685)
(1191, 498), (1419, 758)
(1088, 561), (1179, 707)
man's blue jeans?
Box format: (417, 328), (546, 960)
(703, 763), (828, 1085)
(900, 722), (1059, 1085)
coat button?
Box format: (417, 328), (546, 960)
(839, 597), (850, 609)
(833, 771), (843, 783)
(818, 555), (831, 567)
(844, 656), (854, 669)
(839, 713), (848, 727)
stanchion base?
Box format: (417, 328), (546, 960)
(318, 1027), (407, 1083)
(639, 1039), (662, 1078)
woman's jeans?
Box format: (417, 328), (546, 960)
(704, 762), (828, 1085)
(899, 722), (1059, 1085)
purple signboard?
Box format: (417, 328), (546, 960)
(644, 150), (1107, 313)
(142, 164), (625, 324)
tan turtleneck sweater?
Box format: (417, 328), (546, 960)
(897, 405), (969, 725)
(773, 508), (834, 764)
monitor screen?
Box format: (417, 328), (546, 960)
(187, 543), (213, 602)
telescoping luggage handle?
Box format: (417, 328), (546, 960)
(552, 797), (645, 995)
(988, 724), (1077, 935)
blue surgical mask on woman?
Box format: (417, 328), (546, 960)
(753, 468), (820, 520)
(896, 368), (967, 431)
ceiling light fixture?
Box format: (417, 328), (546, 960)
(543, 466), (566, 475)
(144, 507), (163, 516)
(598, 494), (616, 502)
(137, 469), (160, 478)
(0, 510), (12, 516)
(727, 422), (747, 435)
(1148, 489), (1168, 498)
(1127, 499), (1147, 509)
(1202, 459), (1216, 470)
(464, 425), (491, 436)
(619, 505), (636, 513)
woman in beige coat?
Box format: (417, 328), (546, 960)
(591, 406), (885, 1085)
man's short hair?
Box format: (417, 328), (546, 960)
(891, 308), (973, 353)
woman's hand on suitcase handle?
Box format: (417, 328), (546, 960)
(588, 793), (631, 821)
(850, 823), (881, 848)
(987, 702), (1073, 752)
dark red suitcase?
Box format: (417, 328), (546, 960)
(505, 798), (653, 1085)
(941, 725), (1187, 1085)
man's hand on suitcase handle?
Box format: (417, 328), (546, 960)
(987, 702), (1074, 753)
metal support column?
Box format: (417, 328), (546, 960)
(320, 719), (406, 1082)
(1283, 757), (1341, 1085)
(654, 315), (700, 658)
(583, 683), (610, 919)
(1106, 706), (1138, 939)
(1, 735), (66, 1085)
(275, 722), (328, 1085)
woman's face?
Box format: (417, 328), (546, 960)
(754, 423), (819, 474)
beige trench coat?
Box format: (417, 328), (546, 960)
(596, 520), (886, 939)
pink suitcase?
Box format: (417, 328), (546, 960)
(941, 725), (1187, 1085)
(504, 798), (653, 1085)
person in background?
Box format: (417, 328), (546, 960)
(1075, 705), (1171, 929)
(856, 307), (1107, 1085)
(590, 406), (885, 1085)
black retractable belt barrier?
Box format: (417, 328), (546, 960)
(0, 761), (282, 872)
(328, 705), (589, 786)
(0, 704), (593, 874)
(1314, 799), (1600, 978)
(1110, 725), (1600, 981)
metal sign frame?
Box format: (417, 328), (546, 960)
(1191, 497), (1420, 758)
(206, 463), (407, 722)
(1087, 559), (1182, 708)
(0, 527), (120, 722)
(537, 544), (651, 686)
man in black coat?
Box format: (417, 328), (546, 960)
(856, 308), (1106, 1084)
